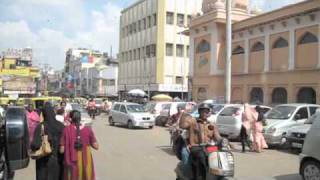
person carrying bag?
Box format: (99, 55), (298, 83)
(30, 123), (52, 159)
(31, 102), (64, 180)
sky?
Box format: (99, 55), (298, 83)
(0, 0), (305, 70)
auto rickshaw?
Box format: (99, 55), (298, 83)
(31, 96), (62, 110)
(16, 98), (33, 107)
(0, 97), (10, 107)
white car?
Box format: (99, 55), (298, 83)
(109, 102), (155, 129)
(190, 103), (226, 124)
(263, 104), (320, 146)
(286, 109), (320, 149)
(216, 104), (271, 139)
(144, 101), (172, 119)
(156, 102), (195, 126)
(299, 110), (320, 180)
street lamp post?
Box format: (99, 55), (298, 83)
(225, 0), (232, 104)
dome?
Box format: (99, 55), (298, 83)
(202, 0), (249, 14)
(251, 5), (263, 15)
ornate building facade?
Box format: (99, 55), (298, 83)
(189, 0), (320, 105)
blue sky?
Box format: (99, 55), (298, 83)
(0, 0), (304, 70)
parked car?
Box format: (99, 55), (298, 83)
(263, 104), (320, 146)
(155, 102), (195, 126)
(190, 103), (226, 123)
(144, 101), (172, 119)
(285, 109), (320, 150)
(299, 110), (320, 180)
(109, 102), (155, 129)
(216, 104), (271, 139)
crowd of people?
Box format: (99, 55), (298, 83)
(26, 99), (99, 180)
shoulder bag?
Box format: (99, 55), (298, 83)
(30, 124), (52, 159)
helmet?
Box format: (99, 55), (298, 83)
(198, 103), (211, 111)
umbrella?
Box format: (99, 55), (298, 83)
(152, 94), (172, 101)
(127, 89), (147, 97)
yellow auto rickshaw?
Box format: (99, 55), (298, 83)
(31, 96), (62, 109)
(0, 97), (10, 106)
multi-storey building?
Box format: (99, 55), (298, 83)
(64, 48), (118, 97)
(64, 48), (104, 96)
(189, 0), (320, 105)
(85, 59), (119, 97)
(0, 48), (40, 97)
(118, 0), (202, 100)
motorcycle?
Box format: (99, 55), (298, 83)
(175, 138), (234, 180)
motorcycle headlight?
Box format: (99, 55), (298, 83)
(221, 138), (229, 147)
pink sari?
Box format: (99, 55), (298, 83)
(26, 111), (40, 144)
(252, 118), (268, 152)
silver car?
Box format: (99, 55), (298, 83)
(216, 104), (271, 139)
(286, 110), (320, 149)
(299, 111), (320, 180)
(109, 102), (155, 129)
(263, 104), (320, 146)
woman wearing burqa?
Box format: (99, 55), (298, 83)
(31, 102), (64, 180)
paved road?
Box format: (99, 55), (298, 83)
(15, 114), (302, 180)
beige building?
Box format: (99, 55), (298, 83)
(118, 0), (202, 99)
(189, 0), (320, 105)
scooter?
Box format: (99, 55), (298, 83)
(175, 138), (235, 180)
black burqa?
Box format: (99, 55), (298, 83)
(31, 102), (64, 180)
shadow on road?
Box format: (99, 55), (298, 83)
(157, 146), (175, 156)
(107, 124), (153, 130)
(274, 174), (302, 180)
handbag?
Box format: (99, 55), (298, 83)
(30, 124), (52, 159)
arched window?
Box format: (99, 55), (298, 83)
(251, 42), (265, 52)
(197, 87), (207, 101)
(273, 37), (288, 49)
(297, 87), (316, 104)
(250, 87), (264, 104)
(198, 57), (208, 68)
(272, 88), (287, 104)
(196, 40), (210, 53)
(232, 46), (245, 55)
(299, 32), (318, 45)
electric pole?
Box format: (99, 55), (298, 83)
(225, 0), (232, 104)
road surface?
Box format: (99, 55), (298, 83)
(15, 113), (302, 180)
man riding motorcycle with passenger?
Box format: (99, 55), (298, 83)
(177, 103), (223, 180)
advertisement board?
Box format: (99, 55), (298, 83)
(2, 76), (36, 94)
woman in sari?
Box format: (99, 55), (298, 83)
(60, 110), (99, 180)
(26, 104), (40, 144)
(252, 106), (268, 153)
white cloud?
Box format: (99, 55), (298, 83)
(3, 0), (87, 33)
(0, 1), (122, 70)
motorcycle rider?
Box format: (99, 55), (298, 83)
(87, 98), (96, 120)
(179, 103), (222, 180)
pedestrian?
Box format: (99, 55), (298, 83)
(60, 110), (99, 180)
(31, 102), (64, 180)
(55, 108), (65, 125)
(240, 104), (254, 153)
(60, 101), (71, 126)
(166, 106), (183, 127)
(252, 106), (268, 153)
(26, 104), (41, 144)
